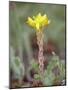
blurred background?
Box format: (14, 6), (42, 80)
(9, 1), (66, 88)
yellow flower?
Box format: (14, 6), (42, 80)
(27, 13), (50, 32)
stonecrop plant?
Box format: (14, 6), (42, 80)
(27, 13), (50, 74)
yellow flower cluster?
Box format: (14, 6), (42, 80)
(27, 13), (50, 32)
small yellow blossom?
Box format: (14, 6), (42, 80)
(27, 13), (50, 32)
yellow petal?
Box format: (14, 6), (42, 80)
(36, 13), (41, 18)
(27, 17), (33, 24)
(48, 20), (50, 24)
(35, 13), (42, 22)
(27, 17), (35, 27)
(36, 23), (39, 30)
(43, 14), (47, 19)
(33, 16), (35, 19)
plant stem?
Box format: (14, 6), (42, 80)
(36, 31), (44, 74)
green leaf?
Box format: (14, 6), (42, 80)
(30, 59), (39, 72)
(43, 71), (55, 86)
(34, 74), (41, 80)
(43, 54), (65, 86)
(14, 57), (20, 66)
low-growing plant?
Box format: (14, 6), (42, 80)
(30, 53), (65, 86)
(10, 47), (25, 85)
